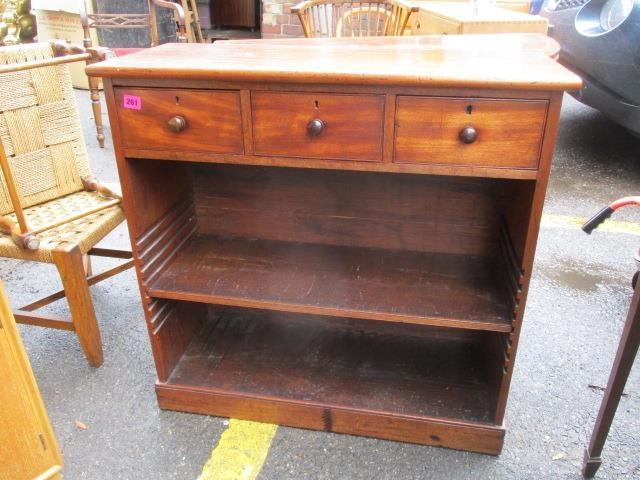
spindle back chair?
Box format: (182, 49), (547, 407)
(292, 0), (417, 37)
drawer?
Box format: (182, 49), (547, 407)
(114, 88), (243, 154)
(252, 92), (385, 162)
(394, 97), (547, 169)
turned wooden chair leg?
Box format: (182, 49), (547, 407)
(53, 243), (103, 367)
(88, 75), (105, 148)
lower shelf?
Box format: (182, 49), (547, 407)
(157, 307), (505, 454)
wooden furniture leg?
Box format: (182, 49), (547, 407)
(82, 254), (93, 277)
(52, 243), (103, 367)
(88, 75), (105, 148)
(583, 284), (640, 477)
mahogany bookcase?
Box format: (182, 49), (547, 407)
(87, 34), (580, 454)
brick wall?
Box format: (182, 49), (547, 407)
(261, 0), (305, 38)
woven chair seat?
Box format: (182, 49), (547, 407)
(0, 190), (124, 263)
(0, 42), (132, 367)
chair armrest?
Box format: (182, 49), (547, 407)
(49, 41), (115, 66)
(86, 46), (116, 64)
(0, 216), (39, 250)
(153, 0), (188, 42)
(0, 41), (104, 74)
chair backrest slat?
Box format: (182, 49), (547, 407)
(87, 13), (151, 29)
(81, 0), (189, 47)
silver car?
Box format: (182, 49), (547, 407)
(540, 0), (640, 135)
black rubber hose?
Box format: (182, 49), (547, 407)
(582, 206), (615, 234)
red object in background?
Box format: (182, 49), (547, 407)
(582, 196), (640, 234)
(110, 48), (146, 57)
(610, 196), (640, 210)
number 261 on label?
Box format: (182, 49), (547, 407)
(123, 95), (142, 110)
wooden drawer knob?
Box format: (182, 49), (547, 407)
(167, 115), (187, 133)
(307, 118), (326, 137)
(459, 126), (477, 144)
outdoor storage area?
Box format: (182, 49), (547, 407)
(1, 1), (640, 479)
(1, 71), (638, 480)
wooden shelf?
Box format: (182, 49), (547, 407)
(149, 235), (513, 333)
(161, 308), (498, 426)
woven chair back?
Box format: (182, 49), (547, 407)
(293, 0), (416, 38)
(0, 43), (92, 217)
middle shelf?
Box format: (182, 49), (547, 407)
(149, 234), (513, 332)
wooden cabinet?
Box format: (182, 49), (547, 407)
(406, 0), (534, 15)
(88, 34), (580, 455)
(211, 0), (258, 28)
(410, 3), (548, 35)
(0, 281), (63, 480)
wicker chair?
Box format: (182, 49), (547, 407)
(292, 0), (418, 37)
(0, 42), (133, 368)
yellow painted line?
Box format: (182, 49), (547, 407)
(199, 419), (278, 480)
(541, 213), (640, 236)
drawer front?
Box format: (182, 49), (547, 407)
(394, 97), (547, 169)
(115, 88), (243, 153)
(252, 92), (385, 162)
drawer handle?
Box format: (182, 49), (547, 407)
(307, 118), (326, 137)
(167, 115), (187, 133)
(459, 126), (477, 144)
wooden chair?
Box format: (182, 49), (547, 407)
(79, 0), (188, 148)
(292, 0), (418, 37)
(178, 0), (206, 43)
(0, 41), (133, 368)
(80, 0), (188, 50)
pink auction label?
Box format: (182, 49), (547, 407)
(123, 95), (142, 110)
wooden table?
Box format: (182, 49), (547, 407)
(87, 34), (579, 455)
(409, 3), (548, 35)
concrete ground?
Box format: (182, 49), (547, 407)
(2, 92), (640, 479)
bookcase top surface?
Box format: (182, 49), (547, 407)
(86, 34), (581, 91)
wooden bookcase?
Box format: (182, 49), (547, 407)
(88, 35), (580, 455)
